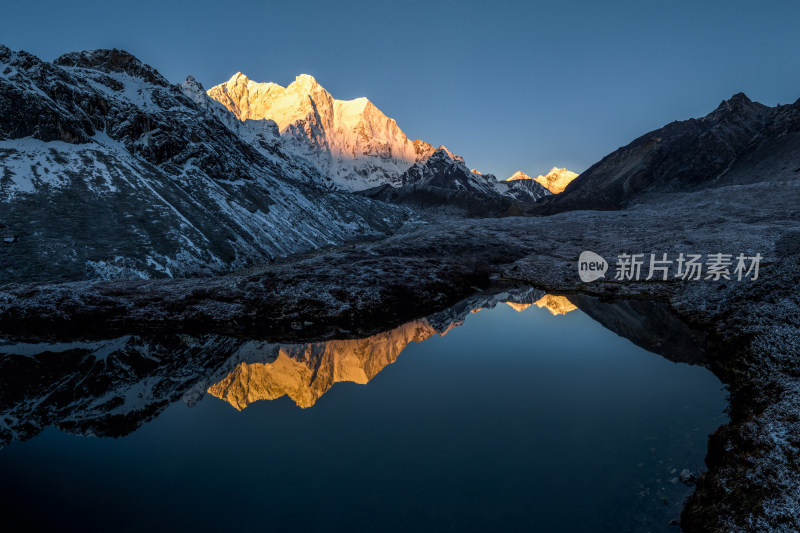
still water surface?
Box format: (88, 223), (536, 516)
(0, 293), (727, 532)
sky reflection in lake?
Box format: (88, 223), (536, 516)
(0, 293), (727, 532)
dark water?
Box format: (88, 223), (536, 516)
(0, 292), (727, 532)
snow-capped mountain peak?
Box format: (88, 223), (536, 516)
(179, 75), (208, 105)
(435, 144), (465, 163)
(533, 167), (579, 194)
(505, 168), (578, 194)
(506, 171), (532, 182)
(207, 72), (439, 190)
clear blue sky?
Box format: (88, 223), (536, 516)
(2, 0), (799, 178)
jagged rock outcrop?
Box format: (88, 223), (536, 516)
(54, 49), (170, 87)
(360, 149), (551, 216)
(400, 149), (502, 192)
(0, 46), (408, 282)
(538, 92), (800, 211)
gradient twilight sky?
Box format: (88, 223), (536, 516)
(2, 0), (799, 178)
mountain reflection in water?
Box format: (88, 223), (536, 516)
(0, 286), (710, 446)
(208, 292), (581, 410)
(207, 320), (441, 409)
(0, 287), (540, 445)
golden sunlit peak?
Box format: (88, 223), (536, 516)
(532, 167), (579, 194)
(470, 169), (483, 175)
(505, 302), (532, 312)
(506, 171), (532, 182)
(534, 295), (578, 316)
(293, 73), (320, 85)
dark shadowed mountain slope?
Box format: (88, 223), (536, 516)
(400, 148), (551, 202)
(538, 93), (800, 212)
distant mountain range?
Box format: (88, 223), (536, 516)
(359, 148), (553, 215)
(504, 168), (579, 194)
(0, 46), (563, 282)
(206, 71), (564, 200)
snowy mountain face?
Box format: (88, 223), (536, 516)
(533, 167), (579, 194)
(0, 46), (409, 283)
(207, 73), (439, 191)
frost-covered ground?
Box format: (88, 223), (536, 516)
(0, 179), (798, 531)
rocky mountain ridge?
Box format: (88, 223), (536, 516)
(360, 148), (551, 216)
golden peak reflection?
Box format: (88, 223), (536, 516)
(208, 320), (442, 409)
(534, 295), (578, 316)
(207, 289), (564, 410)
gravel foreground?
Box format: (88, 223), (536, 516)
(1, 180), (799, 531)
